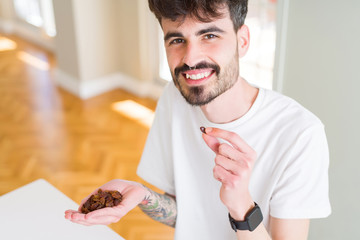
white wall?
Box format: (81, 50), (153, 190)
(52, 0), (162, 99)
(275, 0), (360, 239)
(0, 0), (13, 32)
(52, 0), (80, 79)
(72, 0), (120, 81)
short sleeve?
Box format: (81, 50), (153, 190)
(270, 124), (331, 219)
(136, 84), (176, 195)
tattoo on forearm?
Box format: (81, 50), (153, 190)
(138, 186), (177, 227)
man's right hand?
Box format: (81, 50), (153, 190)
(64, 179), (149, 226)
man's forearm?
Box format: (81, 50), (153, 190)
(138, 187), (177, 227)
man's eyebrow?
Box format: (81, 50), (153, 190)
(196, 26), (225, 36)
(164, 32), (184, 42)
(164, 26), (225, 42)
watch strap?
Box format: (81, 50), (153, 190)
(228, 202), (263, 232)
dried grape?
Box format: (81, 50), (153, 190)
(81, 189), (123, 214)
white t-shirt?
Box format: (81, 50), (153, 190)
(137, 83), (331, 240)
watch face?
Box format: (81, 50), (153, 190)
(247, 207), (263, 231)
(228, 203), (263, 232)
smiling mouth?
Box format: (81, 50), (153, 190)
(182, 70), (215, 84)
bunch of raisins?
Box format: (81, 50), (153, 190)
(81, 189), (123, 214)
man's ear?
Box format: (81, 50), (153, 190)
(237, 25), (250, 58)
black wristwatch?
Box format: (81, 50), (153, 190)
(228, 202), (263, 232)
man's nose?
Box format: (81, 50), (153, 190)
(182, 42), (204, 68)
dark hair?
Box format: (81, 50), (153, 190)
(148, 0), (248, 31)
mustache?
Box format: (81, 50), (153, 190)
(174, 62), (220, 77)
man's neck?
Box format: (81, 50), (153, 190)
(200, 78), (259, 124)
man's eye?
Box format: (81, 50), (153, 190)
(170, 39), (185, 45)
(204, 34), (217, 40)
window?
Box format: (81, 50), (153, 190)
(13, 0), (56, 37)
(241, 0), (277, 90)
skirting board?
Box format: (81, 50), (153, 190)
(54, 68), (164, 100)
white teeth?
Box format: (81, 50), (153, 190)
(186, 71), (211, 80)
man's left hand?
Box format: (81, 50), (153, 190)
(202, 127), (256, 220)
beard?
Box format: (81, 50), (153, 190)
(171, 50), (240, 106)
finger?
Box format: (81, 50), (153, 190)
(215, 154), (242, 175)
(202, 132), (220, 153)
(67, 210), (119, 225)
(67, 211), (87, 222)
(65, 211), (92, 225)
(218, 143), (250, 164)
(70, 219), (93, 226)
(68, 211), (102, 224)
(65, 209), (78, 214)
(65, 210), (79, 220)
(213, 164), (233, 185)
(205, 127), (252, 153)
(84, 215), (119, 225)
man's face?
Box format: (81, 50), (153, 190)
(162, 8), (241, 106)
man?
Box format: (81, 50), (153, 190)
(65, 0), (331, 239)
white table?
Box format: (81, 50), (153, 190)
(0, 179), (125, 240)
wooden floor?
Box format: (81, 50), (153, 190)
(0, 34), (174, 239)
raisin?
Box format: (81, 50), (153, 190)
(80, 189), (123, 214)
(90, 202), (101, 210)
(113, 199), (121, 206)
(111, 191), (122, 198)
